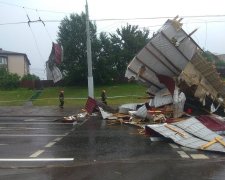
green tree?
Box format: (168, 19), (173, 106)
(93, 32), (117, 84)
(57, 13), (150, 84)
(57, 13), (98, 85)
(0, 68), (20, 89)
(203, 51), (225, 67)
(110, 24), (150, 81)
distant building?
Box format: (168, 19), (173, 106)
(218, 54), (225, 62)
(0, 48), (31, 77)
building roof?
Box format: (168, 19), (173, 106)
(0, 48), (31, 65)
(218, 54), (225, 62)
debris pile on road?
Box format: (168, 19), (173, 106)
(63, 17), (225, 153)
(99, 17), (225, 153)
(62, 97), (98, 123)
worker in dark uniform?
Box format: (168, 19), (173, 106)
(101, 90), (107, 105)
(59, 90), (64, 109)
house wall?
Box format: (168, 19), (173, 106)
(7, 55), (29, 77)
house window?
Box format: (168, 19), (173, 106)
(0, 57), (7, 65)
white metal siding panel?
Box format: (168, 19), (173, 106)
(147, 123), (225, 152)
(151, 33), (189, 69)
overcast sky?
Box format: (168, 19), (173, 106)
(0, 0), (225, 79)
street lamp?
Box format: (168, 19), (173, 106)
(85, 0), (94, 98)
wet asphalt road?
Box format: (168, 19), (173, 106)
(0, 112), (225, 179)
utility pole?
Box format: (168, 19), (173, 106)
(85, 0), (94, 98)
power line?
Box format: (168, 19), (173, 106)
(1, 1), (225, 21)
(140, 20), (225, 28)
(0, 1), (70, 14)
(23, 7), (46, 64)
(91, 14), (225, 21)
(36, 9), (53, 42)
(1, 17), (225, 27)
(0, 21), (28, 25)
(28, 25), (45, 62)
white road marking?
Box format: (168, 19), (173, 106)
(0, 127), (44, 130)
(64, 132), (69, 136)
(0, 158), (74, 162)
(0, 144), (7, 145)
(45, 142), (56, 148)
(54, 137), (63, 142)
(190, 154), (209, 159)
(169, 143), (179, 149)
(177, 151), (190, 158)
(181, 147), (197, 152)
(24, 119), (53, 122)
(30, 150), (45, 158)
(79, 119), (88, 126)
(0, 134), (65, 137)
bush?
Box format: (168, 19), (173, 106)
(21, 74), (40, 81)
(0, 68), (20, 89)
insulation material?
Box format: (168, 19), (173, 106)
(180, 62), (201, 86)
(194, 85), (207, 105)
(191, 52), (225, 99)
(180, 62), (218, 101)
(173, 87), (186, 118)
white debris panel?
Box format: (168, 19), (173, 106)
(125, 17), (225, 109)
(118, 103), (143, 114)
(99, 107), (117, 120)
(172, 117), (224, 142)
(147, 120), (225, 152)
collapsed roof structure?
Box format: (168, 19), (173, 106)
(125, 16), (225, 116)
(64, 17), (225, 153)
(119, 16), (225, 153)
(46, 43), (63, 83)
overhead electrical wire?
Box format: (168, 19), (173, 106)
(36, 9), (53, 42)
(23, 7), (46, 63)
(1, 1), (225, 23)
(0, 1), (70, 14)
(91, 15), (225, 21)
(1, 17), (225, 27)
(27, 22), (45, 62)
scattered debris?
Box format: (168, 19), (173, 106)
(147, 117), (225, 153)
(99, 17), (225, 153)
(63, 17), (225, 154)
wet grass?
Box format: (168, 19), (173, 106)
(32, 83), (147, 106)
(0, 88), (33, 106)
(0, 83), (148, 106)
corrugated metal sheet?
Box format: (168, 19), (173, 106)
(197, 115), (225, 133)
(125, 19), (197, 92)
(147, 123), (225, 152)
(172, 117), (223, 141)
(125, 17), (225, 109)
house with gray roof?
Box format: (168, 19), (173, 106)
(0, 48), (31, 77)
